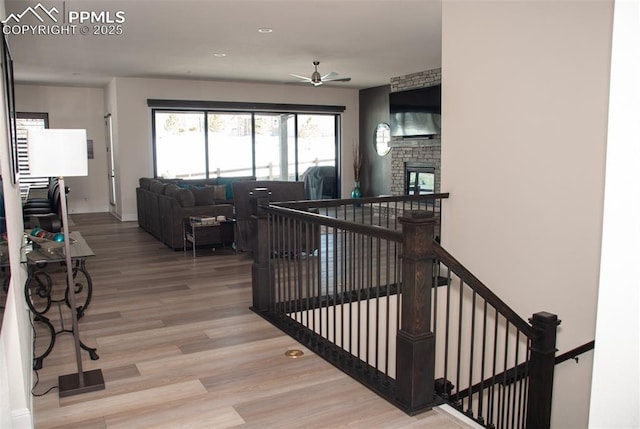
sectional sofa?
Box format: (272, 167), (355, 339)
(136, 176), (253, 249)
(137, 177), (319, 253)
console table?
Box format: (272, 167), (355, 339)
(23, 231), (99, 370)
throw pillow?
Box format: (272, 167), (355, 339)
(149, 181), (168, 195)
(164, 183), (180, 198)
(175, 188), (195, 208)
(212, 185), (227, 201)
(216, 177), (235, 200)
(191, 186), (216, 206)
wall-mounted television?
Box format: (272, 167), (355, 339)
(389, 84), (441, 138)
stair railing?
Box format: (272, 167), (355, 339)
(250, 191), (559, 429)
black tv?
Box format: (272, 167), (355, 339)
(389, 84), (441, 137)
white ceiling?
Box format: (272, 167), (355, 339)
(4, 0), (442, 89)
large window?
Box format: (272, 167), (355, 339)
(16, 112), (49, 198)
(152, 106), (341, 197)
(207, 113), (252, 177)
(154, 111), (206, 179)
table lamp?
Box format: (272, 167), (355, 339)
(27, 128), (105, 397)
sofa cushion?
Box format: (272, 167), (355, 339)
(164, 183), (181, 197)
(175, 188), (195, 207)
(190, 185), (226, 205)
(150, 181), (168, 194)
(139, 177), (154, 190)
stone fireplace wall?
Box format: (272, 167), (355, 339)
(390, 68), (442, 195)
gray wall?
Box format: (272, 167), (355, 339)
(359, 84), (391, 197)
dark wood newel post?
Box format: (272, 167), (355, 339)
(250, 188), (271, 313)
(526, 311), (560, 429)
(396, 210), (437, 413)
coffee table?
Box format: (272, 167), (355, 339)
(183, 216), (235, 257)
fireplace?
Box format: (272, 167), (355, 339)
(388, 67), (441, 196)
(405, 162), (435, 195)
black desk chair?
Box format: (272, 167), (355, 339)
(23, 180), (64, 231)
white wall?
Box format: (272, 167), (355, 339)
(14, 85), (110, 214)
(107, 77), (359, 221)
(589, 0), (640, 426)
(0, 3), (34, 427)
(441, 1), (613, 428)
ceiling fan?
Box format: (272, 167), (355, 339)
(290, 61), (351, 86)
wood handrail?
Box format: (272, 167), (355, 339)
(432, 242), (538, 340)
(262, 204), (404, 243)
(555, 340), (595, 365)
(455, 340), (595, 404)
(274, 192), (450, 210)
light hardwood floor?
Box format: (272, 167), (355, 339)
(31, 213), (471, 429)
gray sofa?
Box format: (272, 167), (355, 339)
(136, 177), (239, 249)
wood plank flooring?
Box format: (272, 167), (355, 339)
(31, 213), (472, 428)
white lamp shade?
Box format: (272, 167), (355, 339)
(27, 129), (89, 177)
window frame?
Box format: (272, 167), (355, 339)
(16, 112), (50, 198)
(151, 104), (342, 197)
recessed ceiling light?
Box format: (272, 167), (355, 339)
(213, 53), (227, 57)
(258, 28), (273, 33)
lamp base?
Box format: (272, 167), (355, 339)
(58, 369), (105, 397)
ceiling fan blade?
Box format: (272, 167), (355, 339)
(321, 71), (338, 80)
(323, 77), (352, 82)
(289, 73), (312, 81)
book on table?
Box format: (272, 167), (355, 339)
(189, 216), (223, 226)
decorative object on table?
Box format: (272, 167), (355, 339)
(27, 128), (105, 397)
(351, 143), (362, 199)
(27, 227), (76, 254)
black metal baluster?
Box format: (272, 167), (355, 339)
(511, 331), (520, 429)
(455, 278), (464, 406)
(286, 216), (294, 317)
(274, 214), (282, 311)
(384, 236), (391, 377)
(306, 218), (312, 326)
(478, 300), (488, 425)
(268, 213), (275, 312)
(338, 227), (346, 347)
(500, 321), (510, 429)
(467, 290), (477, 417)
(371, 234), (376, 370)
(356, 230), (362, 362)
(521, 339), (531, 428)
(432, 260), (439, 342)
(443, 267), (452, 401)
(488, 308), (499, 427)
(293, 219), (300, 321)
(346, 227), (352, 358)
(325, 227), (342, 342)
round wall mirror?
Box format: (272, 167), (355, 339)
(374, 123), (391, 156)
